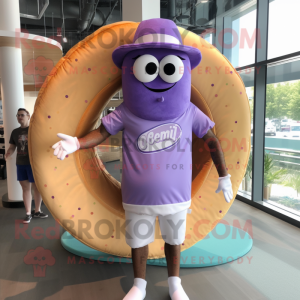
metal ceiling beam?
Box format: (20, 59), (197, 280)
(86, 0), (101, 32)
(101, 0), (118, 27)
(77, 0), (96, 32)
(20, 0), (49, 20)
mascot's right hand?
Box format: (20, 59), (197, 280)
(52, 133), (80, 160)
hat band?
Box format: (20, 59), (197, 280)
(134, 33), (181, 45)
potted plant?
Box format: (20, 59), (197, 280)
(264, 153), (288, 200)
(244, 152), (252, 192)
(282, 171), (300, 197)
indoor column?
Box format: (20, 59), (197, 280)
(122, 0), (160, 22)
(0, 0), (25, 204)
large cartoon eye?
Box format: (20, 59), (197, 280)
(133, 54), (159, 83)
(159, 55), (184, 83)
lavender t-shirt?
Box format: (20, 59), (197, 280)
(101, 102), (215, 216)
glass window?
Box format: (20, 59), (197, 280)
(195, 0), (252, 18)
(222, 5), (257, 68)
(194, 2), (216, 46)
(195, 0), (218, 22)
(238, 67), (254, 199)
(204, 33), (213, 44)
(268, 0), (300, 59)
(264, 58), (300, 216)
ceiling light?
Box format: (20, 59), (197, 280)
(196, 0), (209, 5)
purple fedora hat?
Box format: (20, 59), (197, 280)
(112, 18), (202, 69)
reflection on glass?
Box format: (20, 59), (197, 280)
(223, 6), (256, 68)
(196, 0), (254, 18)
(268, 0), (300, 59)
(204, 33), (213, 44)
(265, 59), (300, 215)
(192, 1), (216, 45)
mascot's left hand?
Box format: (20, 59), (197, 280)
(215, 174), (233, 203)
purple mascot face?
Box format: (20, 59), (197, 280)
(121, 48), (191, 121)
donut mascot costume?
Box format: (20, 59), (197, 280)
(52, 19), (233, 300)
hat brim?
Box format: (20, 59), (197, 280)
(112, 42), (202, 70)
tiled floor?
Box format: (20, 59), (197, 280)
(0, 162), (299, 300)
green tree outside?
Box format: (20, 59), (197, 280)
(265, 81), (300, 122)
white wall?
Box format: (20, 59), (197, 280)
(0, 91), (37, 125)
(24, 91), (39, 119)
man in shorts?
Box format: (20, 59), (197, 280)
(52, 19), (233, 300)
(5, 108), (48, 223)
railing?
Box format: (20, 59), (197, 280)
(251, 144), (300, 154)
(249, 145), (300, 170)
(263, 146), (300, 155)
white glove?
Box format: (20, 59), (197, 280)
(215, 174), (233, 203)
(52, 133), (80, 160)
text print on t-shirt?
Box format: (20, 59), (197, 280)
(137, 123), (182, 153)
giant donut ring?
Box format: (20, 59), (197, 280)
(29, 21), (251, 259)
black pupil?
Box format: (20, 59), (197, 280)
(145, 62), (157, 75)
(164, 63), (175, 76)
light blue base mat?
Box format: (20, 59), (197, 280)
(61, 223), (253, 268)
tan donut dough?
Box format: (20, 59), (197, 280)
(28, 21), (251, 259)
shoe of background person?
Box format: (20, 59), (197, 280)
(31, 209), (44, 216)
(23, 214), (32, 223)
(33, 211), (48, 218)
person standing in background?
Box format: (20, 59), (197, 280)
(5, 108), (48, 223)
